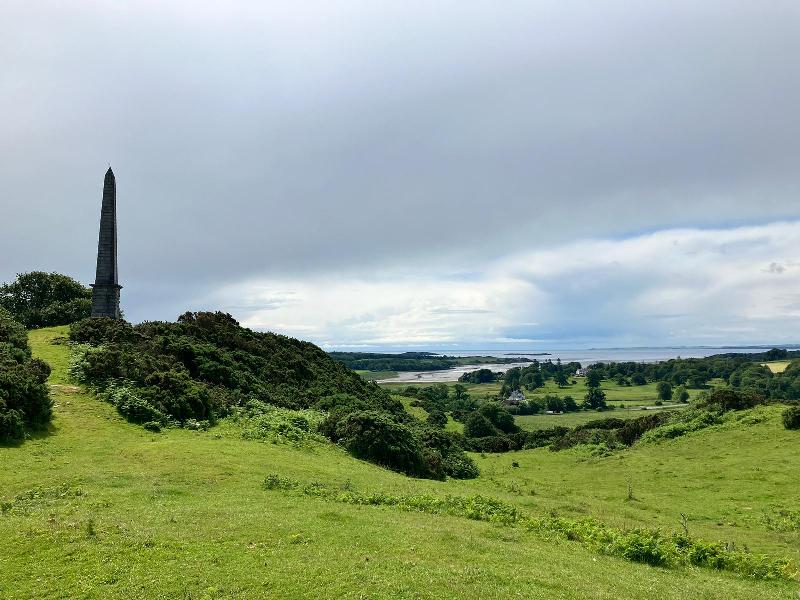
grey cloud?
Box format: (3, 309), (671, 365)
(2, 1), (800, 327)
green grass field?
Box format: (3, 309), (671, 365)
(381, 377), (704, 406)
(0, 327), (797, 598)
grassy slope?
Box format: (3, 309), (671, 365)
(0, 327), (795, 599)
(763, 361), (793, 374)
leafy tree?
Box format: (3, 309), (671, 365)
(583, 387), (607, 410)
(673, 385), (690, 403)
(523, 370), (544, 390)
(696, 388), (764, 413)
(656, 381), (673, 402)
(452, 384), (469, 403)
(585, 369), (603, 389)
(545, 395), (565, 412)
(458, 368), (497, 384)
(563, 395), (579, 412)
(554, 370), (568, 387)
(0, 272), (91, 328)
(463, 412), (498, 438)
(478, 402), (518, 434)
(631, 373), (647, 386)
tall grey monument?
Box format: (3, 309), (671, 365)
(90, 167), (122, 318)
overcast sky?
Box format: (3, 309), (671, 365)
(2, 1), (800, 349)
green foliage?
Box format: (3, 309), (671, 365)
(478, 402), (518, 434)
(673, 385), (690, 403)
(696, 388), (765, 412)
(458, 368), (498, 383)
(0, 272), (91, 328)
(68, 312), (483, 479)
(639, 410), (721, 444)
(426, 410), (448, 429)
(583, 387), (607, 410)
(464, 412), (498, 438)
(656, 381), (672, 401)
(324, 410), (435, 478)
(0, 309), (52, 442)
(263, 474), (797, 582)
(782, 404), (800, 430)
(69, 311), (395, 423)
(237, 402), (326, 447)
(585, 369), (603, 388)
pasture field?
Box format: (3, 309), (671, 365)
(514, 406), (685, 431)
(382, 377), (705, 406)
(763, 361), (793, 374)
(0, 327), (797, 599)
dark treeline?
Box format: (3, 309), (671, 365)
(330, 351), (528, 372)
(330, 352), (455, 371)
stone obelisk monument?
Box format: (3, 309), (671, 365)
(90, 167), (122, 318)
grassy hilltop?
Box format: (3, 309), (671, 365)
(0, 327), (797, 599)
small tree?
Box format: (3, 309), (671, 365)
(783, 405), (800, 430)
(585, 369), (603, 389)
(583, 388), (607, 410)
(673, 385), (690, 403)
(451, 384), (469, 403)
(656, 381), (673, 402)
(464, 412), (498, 438)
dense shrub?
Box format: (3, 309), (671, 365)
(458, 368), (498, 384)
(70, 312), (398, 423)
(0, 272), (91, 328)
(325, 410), (431, 477)
(426, 410), (448, 429)
(0, 308), (53, 442)
(67, 312), (481, 479)
(696, 388), (765, 412)
(783, 405), (800, 430)
(463, 412), (498, 438)
(616, 412), (672, 446)
(639, 410), (720, 444)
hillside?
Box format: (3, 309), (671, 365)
(0, 327), (797, 598)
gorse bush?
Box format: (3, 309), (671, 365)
(0, 272), (91, 328)
(0, 308), (52, 442)
(783, 404), (800, 430)
(69, 312), (478, 479)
